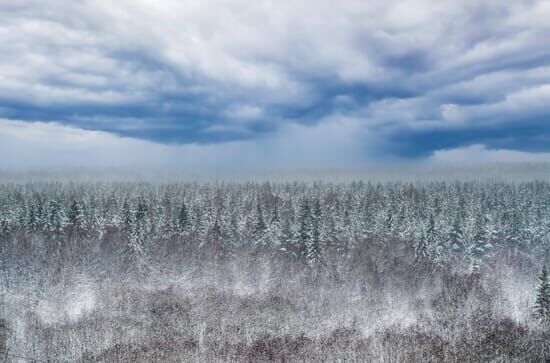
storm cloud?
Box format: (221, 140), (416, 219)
(1, 0), (549, 166)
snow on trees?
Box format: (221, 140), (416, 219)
(0, 180), (548, 275)
(534, 265), (550, 324)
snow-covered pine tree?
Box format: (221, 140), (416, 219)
(265, 206), (281, 253)
(425, 212), (444, 264)
(415, 231), (430, 265)
(26, 203), (38, 233)
(506, 210), (524, 256)
(206, 209), (225, 261)
(323, 208), (339, 254)
(307, 197), (323, 265)
(45, 199), (66, 237)
(279, 212), (298, 258)
(121, 198), (133, 237)
(469, 214), (492, 274)
(67, 199), (86, 239)
(534, 265), (550, 324)
(177, 200), (190, 234)
(226, 211), (240, 257)
(127, 199), (149, 270)
(271, 200), (280, 225)
(298, 198), (313, 261)
(254, 199), (267, 242)
(448, 217), (465, 257)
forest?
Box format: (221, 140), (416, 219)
(1, 180), (550, 361)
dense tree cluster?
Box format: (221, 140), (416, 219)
(534, 265), (550, 324)
(1, 180), (550, 361)
(1, 181), (549, 272)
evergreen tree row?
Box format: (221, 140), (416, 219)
(1, 181), (549, 271)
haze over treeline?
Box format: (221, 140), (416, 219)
(1, 163), (550, 183)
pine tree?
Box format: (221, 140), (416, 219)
(254, 200), (267, 240)
(279, 215), (298, 258)
(362, 197), (374, 235)
(193, 205), (206, 237)
(67, 199), (86, 238)
(307, 197), (323, 265)
(534, 265), (550, 323)
(298, 198), (312, 260)
(469, 214), (492, 274)
(127, 199), (148, 269)
(324, 209), (339, 253)
(135, 199), (148, 223)
(448, 217), (465, 256)
(27, 204), (38, 233)
(177, 200), (190, 233)
(128, 225), (147, 269)
(426, 213), (437, 246)
(45, 199), (67, 237)
(425, 213), (444, 263)
(271, 201), (280, 225)
(415, 232), (430, 265)
(206, 210), (226, 261)
(385, 198), (397, 233)
(121, 198), (133, 237)
(226, 212), (240, 256)
(506, 210), (524, 255)
(68, 200), (81, 225)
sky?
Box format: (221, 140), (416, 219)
(1, 0), (550, 170)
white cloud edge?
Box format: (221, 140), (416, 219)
(428, 144), (550, 165)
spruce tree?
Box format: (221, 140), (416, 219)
(298, 198), (312, 260)
(307, 197), (323, 265)
(448, 217), (465, 255)
(425, 213), (443, 263)
(271, 201), (280, 225)
(415, 232), (430, 265)
(27, 204), (38, 233)
(67, 199), (86, 238)
(254, 200), (267, 239)
(470, 215), (492, 274)
(426, 213), (437, 247)
(128, 199), (148, 269)
(177, 200), (190, 233)
(121, 198), (133, 237)
(506, 210), (524, 255)
(534, 265), (550, 323)
(46, 199), (66, 237)
(207, 210), (225, 261)
(279, 215), (298, 258)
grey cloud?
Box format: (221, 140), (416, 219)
(0, 0), (549, 159)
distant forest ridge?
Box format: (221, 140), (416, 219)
(1, 180), (549, 272)
(1, 162), (550, 183)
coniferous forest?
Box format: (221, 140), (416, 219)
(0, 180), (549, 361)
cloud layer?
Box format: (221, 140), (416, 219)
(1, 0), (550, 166)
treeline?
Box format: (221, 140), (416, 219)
(1, 180), (549, 272)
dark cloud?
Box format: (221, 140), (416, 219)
(0, 0), (549, 162)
